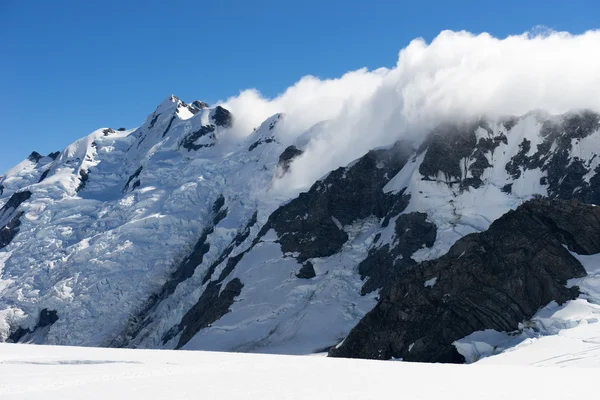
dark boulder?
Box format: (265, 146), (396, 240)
(330, 199), (595, 363)
(296, 261), (316, 279)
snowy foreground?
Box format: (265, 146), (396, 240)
(1, 342), (599, 399)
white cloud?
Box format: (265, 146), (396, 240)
(220, 29), (600, 191)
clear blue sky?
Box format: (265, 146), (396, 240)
(1, 0), (598, 174)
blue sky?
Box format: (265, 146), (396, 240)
(1, 0), (599, 174)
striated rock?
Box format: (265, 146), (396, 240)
(330, 199), (596, 362)
(359, 212), (436, 294)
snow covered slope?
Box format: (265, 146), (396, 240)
(0, 343), (598, 399)
(2, 96), (600, 362)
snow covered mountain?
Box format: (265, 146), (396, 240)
(2, 95), (600, 363)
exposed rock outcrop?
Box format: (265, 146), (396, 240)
(330, 199), (597, 362)
(212, 106), (233, 128)
(261, 142), (413, 262)
(0, 190), (32, 249)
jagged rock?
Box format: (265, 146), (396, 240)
(0, 190), (31, 213)
(296, 261), (316, 279)
(418, 120), (506, 189)
(117, 127), (126, 131)
(47, 151), (60, 160)
(330, 199), (596, 362)
(123, 166), (143, 192)
(38, 169), (50, 183)
(0, 212), (24, 250)
(212, 106), (233, 128)
(249, 137), (276, 152)
(181, 125), (216, 151)
(505, 111), (600, 202)
(261, 142), (412, 261)
(192, 100), (209, 110)
(7, 308), (59, 343)
(28, 151), (43, 163)
(359, 212), (436, 294)
(76, 169), (89, 192)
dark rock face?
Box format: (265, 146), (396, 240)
(28, 151), (43, 163)
(102, 128), (115, 136)
(76, 169), (89, 192)
(249, 137), (276, 152)
(1, 190), (31, 213)
(212, 106), (233, 128)
(0, 212), (24, 250)
(181, 125), (216, 151)
(276, 146), (303, 176)
(38, 169), (50, 183)
(8, 308), (59, 343)
(173, 278), (243, 348)
(505, 111), (600, 203)
(418, 120), (506, 189)
(0, 191), (32, 249)
(47, 151), (60, 160)
(359, 212), (436, 294)
(117, 127), (126, 131)
(296, 261), (316, 279)
(330, 199), (595, 362)
(192, 100), (209, 110)
(162, 116), (176, 138)
(123, 166), (143, 192)
(261, 142), (413, 262)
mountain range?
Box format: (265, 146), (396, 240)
(2, 95), (600, 363)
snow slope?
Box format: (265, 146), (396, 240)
(0, 343), (598, 399)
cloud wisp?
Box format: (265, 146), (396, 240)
(220, 29), (600, 191)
